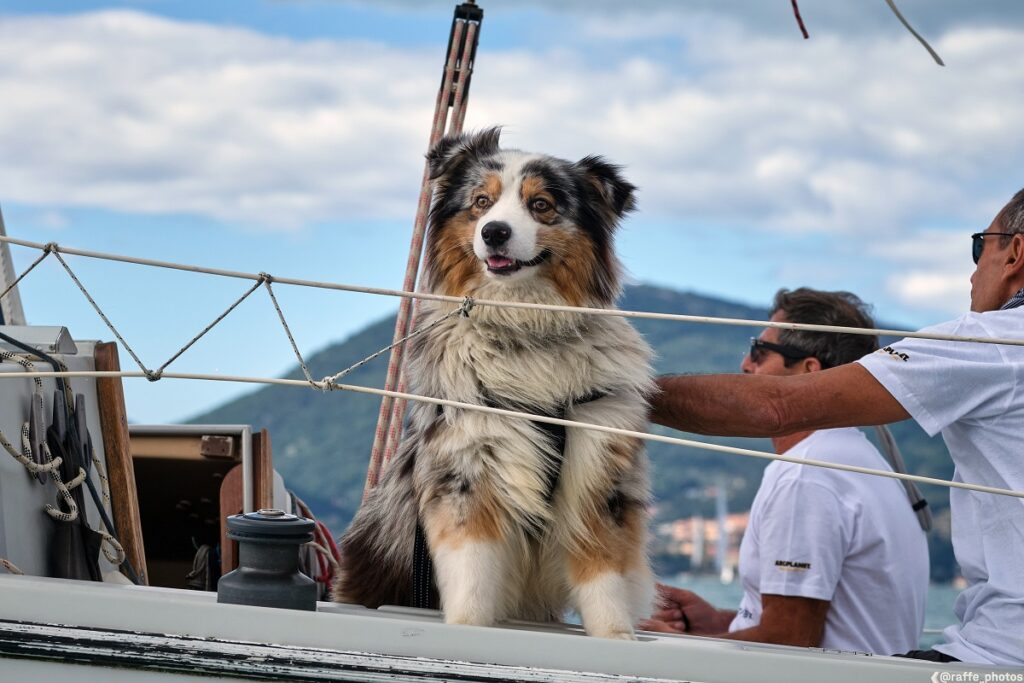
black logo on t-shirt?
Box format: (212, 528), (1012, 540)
(878, 346), (910, 362)
(774, 560), (811, 572)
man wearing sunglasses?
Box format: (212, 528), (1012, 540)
(651, 188), (1024, 665)
(642, 289), (928, 657)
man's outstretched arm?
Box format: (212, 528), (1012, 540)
(651, 363), (910, 437)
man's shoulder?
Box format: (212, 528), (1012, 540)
(772, 429), (889, 489)
(792, 428), (885, 468)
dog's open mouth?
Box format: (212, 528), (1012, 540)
(486, 250), (551, 275)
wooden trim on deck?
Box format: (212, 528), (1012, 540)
(94, 342), (149, 585)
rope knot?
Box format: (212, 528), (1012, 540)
(43, 242), (58, 254)
(459, 296), (475, 318)
(319, 376), (339, 392)
(258, 272), (273, 284)
(144, 369), (162, 382)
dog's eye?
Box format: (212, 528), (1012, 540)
(530, 198), (552, 212)
(474, 196), (492, 209)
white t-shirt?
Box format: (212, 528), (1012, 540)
(858, 309), (1024, 666)
(729, 427), (929, 655)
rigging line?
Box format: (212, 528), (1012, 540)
(790, 0), (809, 40)
(48, 248), (154, 378)
(323, 297), (473, 386)
(0, 243), (53, 303)
(7, 367), (1024, 502)
(447, 18), (479, 137)
(3, 234), (1023, 349)
(382, 14), (485, 475)
(151, 275), (266, 381)
(372, 10), (478, 487)
(263, 276), (317, 388)
(884, 0), (944, 67)
(452, 18), (481, 133)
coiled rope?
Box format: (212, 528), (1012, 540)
(0, 353), (126, 570)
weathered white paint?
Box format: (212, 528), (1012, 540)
(0, 574), (1008, 683)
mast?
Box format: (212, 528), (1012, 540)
(0, 205), (28, 326)
(364, 2), (483, 495)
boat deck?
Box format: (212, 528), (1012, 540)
(0, 573), (1009, 682)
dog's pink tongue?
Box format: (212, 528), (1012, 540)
(488, 256), (514, 269)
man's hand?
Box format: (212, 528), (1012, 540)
(639, 584), (734, 635)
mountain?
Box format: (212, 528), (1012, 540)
(190, 284), (957, 580)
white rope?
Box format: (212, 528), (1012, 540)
(0, 559), (23, 575)
(307, 541), (341, 575)
(2, 235), (1022, 349)
(3, 368), (1023, 502)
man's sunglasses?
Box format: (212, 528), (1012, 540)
(748, 337), (812, 364)
(972, 232), (1017, 265)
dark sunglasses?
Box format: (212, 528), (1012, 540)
(748, 337), (812, 365)
(971, 232), (1016, 265)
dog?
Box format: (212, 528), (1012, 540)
(333, 128), (655, 640)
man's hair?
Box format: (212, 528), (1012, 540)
(998, 187), (1024, 244)
(771, 288), (878, 370)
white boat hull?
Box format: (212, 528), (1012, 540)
(1, 574), (1010, 683)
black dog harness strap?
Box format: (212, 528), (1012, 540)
(412, 522), (434, 610)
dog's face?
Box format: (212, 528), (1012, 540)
(424, 128), (636, 307)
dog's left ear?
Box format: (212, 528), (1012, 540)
(573, 156), (637, 219)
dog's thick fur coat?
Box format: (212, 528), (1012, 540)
(333, 129), (655, 639)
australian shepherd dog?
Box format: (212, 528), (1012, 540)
(333, 128), (655, 639)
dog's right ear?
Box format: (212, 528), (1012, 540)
(427, 127), (502, 181)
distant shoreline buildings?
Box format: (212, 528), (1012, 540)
(654, 510), (749, 581)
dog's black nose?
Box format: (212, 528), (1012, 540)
(481, 221), (512, 247)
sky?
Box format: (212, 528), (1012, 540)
(1, 0), (1023, 424)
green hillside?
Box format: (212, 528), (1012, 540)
(190, 284), (957, 580)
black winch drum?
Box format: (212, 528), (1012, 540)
(217, 509), (317, 611)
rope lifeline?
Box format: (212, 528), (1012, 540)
(5, 367), (1023, 503)
(2, 235), (1020, 350)
(2, 234), (1022, 501)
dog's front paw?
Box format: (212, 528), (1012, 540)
(591, 626), (637, 641)
(444, 607), (497, 628)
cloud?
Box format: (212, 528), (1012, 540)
(464, 25), (1024, 233)
(0, 8), (1022, 237)
(874, 229), (975, 315)
(335, 0), (1024, 37)
(0, 11), (438, 228)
